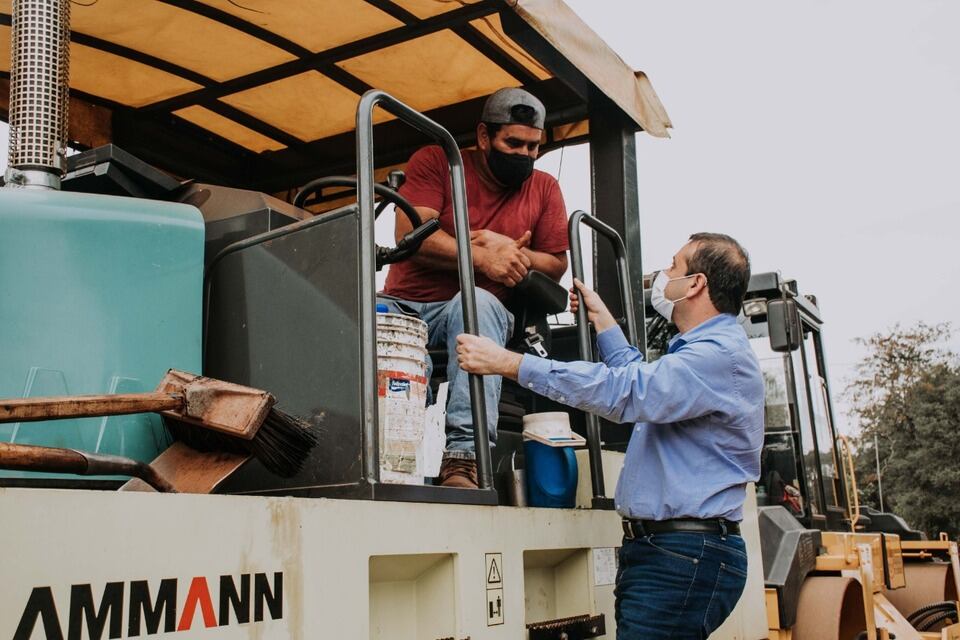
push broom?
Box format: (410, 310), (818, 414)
(0, 369), (318, 479)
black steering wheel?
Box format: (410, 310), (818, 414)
(293, 175), (440, 270)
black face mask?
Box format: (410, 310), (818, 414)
(486, 148), (534, 189)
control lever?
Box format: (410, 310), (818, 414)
(386, 170), (406, 190)
(376, 171), (407, 217)
(376, 218), (440, 270)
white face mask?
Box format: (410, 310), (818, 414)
(650, 270), (697, 322)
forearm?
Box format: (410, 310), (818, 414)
(518, 357), (642, 423)
(407, 229), (462, 270)
(395, 205), (463, 271)
(597, 325), (645, 368)
(522, 248), (567, 281)
(518, 351), (718, 425)
(456, 337), (643, 422)
(397, 220), (498, 274)
(492, 351), (523, 381)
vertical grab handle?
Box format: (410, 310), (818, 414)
(568, 211), (639, 346)
(837, 434), (860, 532)
(356, 90), (493, 491)
(568, 210), (638, 508)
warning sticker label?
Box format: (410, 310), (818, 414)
(485, 553), (504, 626)
(486, 553), (502, 586)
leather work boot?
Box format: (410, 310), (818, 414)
(438, 457), (478, 489)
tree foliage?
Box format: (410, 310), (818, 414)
(847, 322), (960, 537)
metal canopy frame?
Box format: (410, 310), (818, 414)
(0, 1), (621, 193)
(0, 0), (664, 505)
(2, 1), (656, 336)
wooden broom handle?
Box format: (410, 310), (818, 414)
(0, 392), (183, 423)
(0, 442), (176, 492)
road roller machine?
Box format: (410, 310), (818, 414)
(0, 1), (711, 638)
(0, 0), (955, 637)
(645, 272), (960, 638)
(763, 526), (960, 639)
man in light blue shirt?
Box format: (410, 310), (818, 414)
(457, 233), (764, 639)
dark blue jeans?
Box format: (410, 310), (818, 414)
(615, 532), (748, 639)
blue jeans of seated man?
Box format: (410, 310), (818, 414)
(377, 289), (513, 459)
(615, 532), (748, 639)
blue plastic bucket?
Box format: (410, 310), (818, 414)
(523, 440), (578, 508)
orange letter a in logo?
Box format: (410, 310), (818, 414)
(177, 577), (217, 631)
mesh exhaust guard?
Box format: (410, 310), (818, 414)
(5, 0), (71, 190)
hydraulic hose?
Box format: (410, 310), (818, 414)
(908, 601), (958, 631)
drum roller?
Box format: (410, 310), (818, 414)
(792, 576), (868, 640)
(883, 562), (958, 621)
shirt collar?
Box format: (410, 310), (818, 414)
(667, 313), (737, 353)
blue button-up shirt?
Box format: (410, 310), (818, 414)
(518, 313), (764, 521)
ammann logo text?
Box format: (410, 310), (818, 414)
(14, 571), (283, 639)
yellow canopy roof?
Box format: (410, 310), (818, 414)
(0, 0), (671, 190)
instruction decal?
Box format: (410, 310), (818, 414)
(485, 553), (504, 626)
(486, 588), (504, 626)
(593, 547), (618, 586)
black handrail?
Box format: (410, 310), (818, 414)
(568, 210), (639, 507)
(356, 90), (493, 491)
(569, 211), (639, 346)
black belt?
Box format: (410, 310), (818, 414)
(622, 517), (740, 540)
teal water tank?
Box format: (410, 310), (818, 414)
(0, 189), (204, 483)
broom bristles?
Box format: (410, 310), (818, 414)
(164, 407), (318, 477)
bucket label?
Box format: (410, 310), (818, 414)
(388, 378), (411, 394)
(377, 369), (428, 478)
(377, 370), (427, 397)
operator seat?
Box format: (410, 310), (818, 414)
(427, 271), (568, 432)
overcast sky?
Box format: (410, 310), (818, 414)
(530, 0), (960, 435)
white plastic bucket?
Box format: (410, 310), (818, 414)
(376, 312), (429, 483)
(521, 411), (586, 448)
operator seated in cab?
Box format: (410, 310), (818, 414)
(379, 88), (568, 489)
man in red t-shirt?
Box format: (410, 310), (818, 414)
(381, 87), (569, 488)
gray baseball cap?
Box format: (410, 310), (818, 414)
(480, 87), (546, 130)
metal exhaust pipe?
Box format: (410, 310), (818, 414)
(4, 0), (71, 190)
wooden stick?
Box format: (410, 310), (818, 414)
(0, 392), (183, 423)
(0, 441), (91, 473)
(0, 442), (176, 492)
